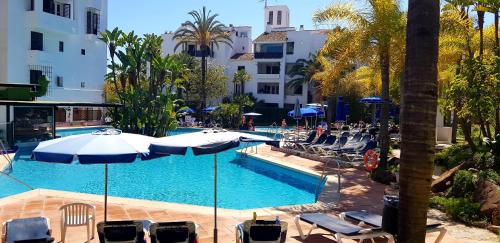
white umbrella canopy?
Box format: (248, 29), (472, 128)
(147, 129), (279, 243)
(242, 112), (262, 116)
(32, 129), (156, 222)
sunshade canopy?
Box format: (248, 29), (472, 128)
(148, 130), (279, 157)
(242, 112), (262, 116)
(202, 106), (219, 113)
(32, 129), (153, 164)
(288, 107), (324, 118)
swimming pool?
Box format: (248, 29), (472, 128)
(1, 128), (325, 209)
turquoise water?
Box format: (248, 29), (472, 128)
(1, 128), (324, 209)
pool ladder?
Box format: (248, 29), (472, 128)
(0, 140), (34, 191)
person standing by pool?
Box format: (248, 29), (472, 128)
(248, 118), (255, 131)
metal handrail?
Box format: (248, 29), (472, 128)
(314, 158), (342, 202)
(0, 140), (13, 171)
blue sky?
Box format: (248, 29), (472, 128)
(108, 1), (495, 38)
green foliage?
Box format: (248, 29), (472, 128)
(101, 28), (179, 137)
(232, 69), (251, 96)
(430, 196), (487, 227)
(434, 144), (473, 169)
(472, 151), (495, 170)
(187, 62), (228, 106)
(33, 76), (49, 98)
(448, 170), (477, 198)
(478, 169), (500, 183)
(212, 103), (241, 129)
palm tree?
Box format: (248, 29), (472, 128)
(286, 53), (322, 102)
(99, 27), (123, 99)
(399, 0), (440, 241)
(232, 69), (251, 96)
(173, 7), (232, 108)
(313, 0), (406, 166)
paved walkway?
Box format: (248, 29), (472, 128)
(0, 146), (496, 242)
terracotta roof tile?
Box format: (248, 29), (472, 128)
(230, 53), (254, 61)
(254, 31), (288, 42)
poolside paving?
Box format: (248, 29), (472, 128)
(0, 145), (496, 242)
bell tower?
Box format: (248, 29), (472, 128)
(264, 5), (290, 32)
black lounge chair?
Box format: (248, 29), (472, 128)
(340, 211), (447, 243)
(309, 135), (336, 153)
(297, 133), (328, 151)
(97, 220), (148, 243)
(236, 220), (288, 243)
(149, 221), (197, 243)
(316, 136), (349, 156)
(294, 213), (393, 243)
(1, 217), (54, 243)
(287, 131), (316, 149)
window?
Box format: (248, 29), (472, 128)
(285, 63), (297, 75)
(81, 82), (86, 88)
(55, 2), (71, 18)
(30, 70), (43, 84)
(30, 31), (43, 51)
(277, 11), (282, 25)
(59, 41), (64, 52)
(28, 0), (35, 11)
(86, 8), (100, 35)
(240, 32), (248, 38)
(56, 76), (63, 87)
(286, 42), (295, 55)
(81, 49), (86, 55)
(237, 66), (245, 71)
(258, 83), (280, 95)
(255, 43), (283, 53)
(43, 0), (55, 14)
(258, 62), (280, 74)
(268, 11), (273, 25)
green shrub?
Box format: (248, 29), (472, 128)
(212, 103), (241, 129)
(473, 151), (495, 170)
(478, 169), (500, 184)
(430, 196), (487, 227)
(448, 170), (477, 198)
(434, 144), (473, 169)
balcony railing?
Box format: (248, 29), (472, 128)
(187, 50), (214, 58)
(254, 52), (283, 59)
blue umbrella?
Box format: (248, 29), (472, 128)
(202, 106), (219, 113)
(288, 107), (324, 118)
(32, 129), (155, 222)
(335, 97), (345, 121)
(360, 96), (383, 104)
(179, 107), (195, 114)
(148, 130), (279, 243)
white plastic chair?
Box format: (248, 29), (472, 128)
(59, 203), (96, 243)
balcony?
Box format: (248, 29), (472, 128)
(254, 52), (283, 59)
(257, 74), (280, 79)
(26, 10), (77, 34)
(187, 50), (214, 58)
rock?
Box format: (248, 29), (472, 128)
(473, 180), (500, 223)
(431, 162), (466, 193)
(487, 225), (500, 234)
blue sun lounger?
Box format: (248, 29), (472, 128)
(1, 217), (54, 243)
(294, 213), (394, 243)
(339, 211), (447, 243)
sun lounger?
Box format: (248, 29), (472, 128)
(97, 220), (150, 243)
(309, 135), (336, 153)
(1, 217), (54, 243)
(315, 136), (349, 156)
(294, 213), (394, 243)
(340, 211), (447, 243)
(236, 220), (288, 243)
(150, 221), (197, 243)
(297, 133), (328, 151)
(286, 131), (316, 149)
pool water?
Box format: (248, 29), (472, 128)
(1, 128), (325, 209)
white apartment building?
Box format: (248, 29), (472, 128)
(0, 0), (108, 146)
(0, 0), (108, 103)
(162, 5), (326, 108)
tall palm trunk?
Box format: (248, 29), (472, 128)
(478, 9), (485, 58)
(326, 96), (337, 132)
(379, 46), (390, 168)
(399, 0), (439, 242)
(495, 10), (500, 136)
(200, 45), (208, 108)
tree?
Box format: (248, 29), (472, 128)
(313, 0), (406, 165)
(399, 0), (440, 242)
(173, 7), (233, 108)
(232, 69), (251, 96)
(188, 62), (229, 104)
(286, 53), (323, 102)
(101, 29), (181, 137)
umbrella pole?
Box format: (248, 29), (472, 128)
(104, 163), (108, 222)
(213, 153), (218, 243)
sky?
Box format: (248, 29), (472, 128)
(108, 1), (495, 39)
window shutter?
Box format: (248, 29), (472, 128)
(63, 4), (71, 18)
